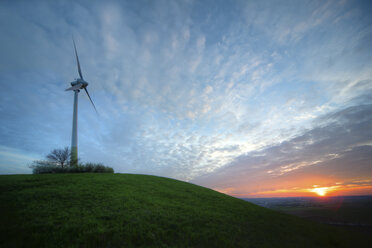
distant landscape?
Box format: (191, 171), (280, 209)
(243, 196), (372, 234)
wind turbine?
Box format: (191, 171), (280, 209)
(65, 39), (97, 167)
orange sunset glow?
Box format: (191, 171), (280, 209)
(215, 179), (372, 198)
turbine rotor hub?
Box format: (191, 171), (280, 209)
(70, 79), (88, 88)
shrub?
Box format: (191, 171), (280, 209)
(30, 161), (114, 174)
(84, 163), (114, 173)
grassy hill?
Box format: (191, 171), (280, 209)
(0, 174), (370, 247)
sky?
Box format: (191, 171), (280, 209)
(0, 0), (371, 197)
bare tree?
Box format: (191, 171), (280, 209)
(46, 147), (70, 168)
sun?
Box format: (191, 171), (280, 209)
(311, 187), (328, 196)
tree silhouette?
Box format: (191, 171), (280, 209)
(46, 147), (70, 168)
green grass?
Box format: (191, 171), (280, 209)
(0, 174), (370, 247)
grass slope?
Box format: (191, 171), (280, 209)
(0, 174), (370, 247)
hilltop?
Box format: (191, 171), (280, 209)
(0, 173), (370, 247)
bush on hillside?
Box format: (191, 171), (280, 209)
(29, 147), (114, 174)
(82, 163), (114, 173)
(30, 162), (114, 174)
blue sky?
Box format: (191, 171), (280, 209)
(1, 0), (371, 196)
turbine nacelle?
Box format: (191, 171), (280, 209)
(69, 79), (88, 89)
(72, 78), (88, 85)
(65, 81), (87, 91)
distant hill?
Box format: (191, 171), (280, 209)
(0, 173), (370, 247)
(244, 196), (372, 235)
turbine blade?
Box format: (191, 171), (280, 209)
(72, 37), (84, 80)
(84, 87), (98, 114)
(65, 83), (83, 91)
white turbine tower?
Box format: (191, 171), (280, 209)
(65, 39), (97, 167)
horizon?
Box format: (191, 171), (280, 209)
(1, 0), (372, 198)
(238, 194), (372, 199)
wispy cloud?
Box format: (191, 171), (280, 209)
(192, 104), (372, 196)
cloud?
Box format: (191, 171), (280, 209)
(192, 104), (372, 195)
(0, 146), (37, 174)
